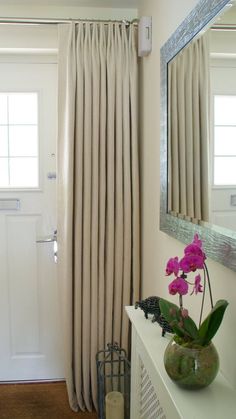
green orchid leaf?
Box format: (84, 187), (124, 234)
(198, 299), (229, 346)
(159, 298), (198, 340)
(182, 316), (199, 341)
(169, 319), (186, 338)
(159, 298), (184, 338)
(159, 298), (180, 320)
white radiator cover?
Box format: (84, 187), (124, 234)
(126, 306), (236, 419)
(140, 361), (166, 419)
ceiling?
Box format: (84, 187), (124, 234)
(0, 0), (139, 8)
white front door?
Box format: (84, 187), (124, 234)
(0, 61), (64, 380)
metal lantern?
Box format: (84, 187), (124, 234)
(96, 343), (131, 419)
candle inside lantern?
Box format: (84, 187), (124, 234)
(105, 391), (124, 419)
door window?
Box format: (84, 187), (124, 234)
(0, 92), (39, 188)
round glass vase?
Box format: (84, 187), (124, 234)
(164, 336), (219, 389)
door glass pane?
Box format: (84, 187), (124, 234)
(0, 94), (8, 125)
(10, 157), (38, 187)
(9, 126), (38, 157)
(0, 92), (39, 188)
(214, 157), (236, 185)
(214, 95), (236, 126)
(8, 93), (38, 125)
(0, 126), (8, 156)
(214, 126), (236, 156)
(0, 157), (9, 187)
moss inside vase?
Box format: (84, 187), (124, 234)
(164, 336), (219, 389)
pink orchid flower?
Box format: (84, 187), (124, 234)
(165, 257), (179, 276)
(191, 274), (203, 295)
(184, 234), (206, 261)
(168, 277), (189, 296)
(184, 243), (205, 259)
(192, 233), (202, 248)
(179, 254), (204, 273)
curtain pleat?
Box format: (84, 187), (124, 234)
(121, 24), (132, 349)
(185, 45), (194, 218)
(58, 23), (79, 412)
(90, 23), (100, 408)
(74, 22), (84, 411)
(177, 52), (187, 216)
(57, 22), (140, 413)
(113, 23), (123, 345)
(105, 23), (115, 349)
(98, 24), (106, 352)
(129, 25), (140, 307)
(199, 37), (210, 222)
(168, 34), (210, 221)
(169, 59), (179, 214)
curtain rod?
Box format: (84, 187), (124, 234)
(0, 17), (139, 26)
(211, 23), (236, 31)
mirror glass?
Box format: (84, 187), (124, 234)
(168, 1), (236, 232)
(160, 0), (236, 272)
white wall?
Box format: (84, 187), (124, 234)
(138, 0), (236, 389)
(0, 3), (137, 20)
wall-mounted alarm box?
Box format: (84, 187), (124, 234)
(138, 16), (152, 57)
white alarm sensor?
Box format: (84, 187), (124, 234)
(138, 16), (152, 57)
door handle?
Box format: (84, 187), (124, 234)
(36, 230), (57, 244)
(36, 236), (56, 243)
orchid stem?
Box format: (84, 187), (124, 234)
(204, 262), (214, 309)
(199, 267), (206, 327)
(179, 294), (183, 309)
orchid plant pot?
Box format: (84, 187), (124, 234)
(164, 336), (219, 389)
(159, 234), (228, 391)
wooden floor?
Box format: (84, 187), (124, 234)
(0, 381), (98, 419)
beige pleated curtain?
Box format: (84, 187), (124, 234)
(168, 34), (210, 222)
(57, 22), (140, 412)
